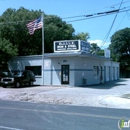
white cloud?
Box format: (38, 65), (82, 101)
(88, 39), (111, 49)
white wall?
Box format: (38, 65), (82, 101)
(8, 55), (119, 86)
(51, 57), (75, 86)
(74, 57), (104, 86)
(104, 61), (119, 82)
(8, 56), (51, 85)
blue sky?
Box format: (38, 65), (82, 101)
(0, 0), (130, 48)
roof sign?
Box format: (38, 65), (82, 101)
(54, 40), (90, 53)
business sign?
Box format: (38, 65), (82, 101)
(81, 40), (91, 54)
(54, 40), (80, 52)
(54, 40), (91, 53)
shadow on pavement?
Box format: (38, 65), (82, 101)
(1, 78), (129, 90)
(0, 84), (41, 89)
(80, 78), (128, 89)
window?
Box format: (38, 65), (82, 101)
(25, 66), (41, 76)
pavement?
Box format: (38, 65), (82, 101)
(0, 78), (130, 109)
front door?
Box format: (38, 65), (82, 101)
(61, 65), (69, 84)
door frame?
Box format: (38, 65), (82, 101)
(61, 65), (69, 84)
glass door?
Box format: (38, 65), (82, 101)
(61, 65), (69, 84)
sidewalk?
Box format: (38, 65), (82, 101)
(0, 78), (130, 109)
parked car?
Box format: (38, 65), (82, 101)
(0, 72), (8, 82)
(1, 70), (36, 88)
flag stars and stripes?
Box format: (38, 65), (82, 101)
(26, 17), (43, 35)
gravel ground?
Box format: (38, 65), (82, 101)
(0, 79), (130, 109)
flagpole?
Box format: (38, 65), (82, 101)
(42, 12), (44, 85)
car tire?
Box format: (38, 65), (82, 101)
(15, 81), (21, 88)
(29, 81), (33, 86)
(2, 85), (7, 88)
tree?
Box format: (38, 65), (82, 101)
(109, 28), (130, 61)
(0, 38), (17, 70)
(73, 32), (90, 41)
(90, 43), (104, 56)
(109, 28), (130, 77)
(44, 15), (75, 52)
(0, 7), (90, 69)
(0, 7), (43, 56)
(0, 7), (76, 55)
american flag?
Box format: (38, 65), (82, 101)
(26, 17), (43, 35)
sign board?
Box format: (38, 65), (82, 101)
(81, 40), (91, 54)
(54, 40), (80, 52)
(54, 40), (90, 53)
(44, 60), (50, 68)
(104, 49), (111, 58)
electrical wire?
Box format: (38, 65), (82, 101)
(0, 2), (129, 25)
(66, 8), (130, 23)
(62, 6), (130, 20)
(0, 7), (128, 26)
(115, 12), (127, 31)
(100, 0), (124, 49)
(127, 11), (130, 19)
(60, 0), (130, 17)
(110, 0), (130, 8)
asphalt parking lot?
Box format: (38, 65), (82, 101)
(0, 78), (130, 109)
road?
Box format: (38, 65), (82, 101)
(0, 100), (130, 130)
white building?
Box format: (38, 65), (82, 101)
(8, 40), (119, 86)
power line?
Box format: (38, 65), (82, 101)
(62, 6), (130, 20)
(60, 0), (130, 17)
(0, 20), (32, 25)
(100, 0), (124, 49)
(0, 0), (129, 45)
(66, 8), (130, 23)
(110, 0), (130, 7)
(0, 16), (59, 25)
(0, 4), (129, 26)
(0, 7), (128, 26)
(127, 11), (130, 19)
(62, 9), (120, 20)
(115, 12), (127, 31)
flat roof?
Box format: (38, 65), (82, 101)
(11, 52), (111, 61)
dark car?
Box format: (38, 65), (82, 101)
(0, 72), (8, 81)
(1, 70), (36, 88)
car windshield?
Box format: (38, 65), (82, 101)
(0, 72), (8, 77)
(9, 71), (23, 76)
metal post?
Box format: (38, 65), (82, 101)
(42, 12), (44, 85)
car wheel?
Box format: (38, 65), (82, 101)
(15, 81), (21, 88)
(2, 85), (7, 88)
(29, 81), (33, 86)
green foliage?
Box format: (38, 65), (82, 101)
(109, 28), (130, 77)
(73, 32), (90, 41)
(109, 28), (130, 61)
(44, 15), (75, 52)
(97, 49), (104, 56)
(0, 7), (90, 69)
(0, 38), (17, 69)
(0, 7), (77, 54)
(0, 7), (42, 56)
(90, 43), (104, 56)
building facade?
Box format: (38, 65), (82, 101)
(8, 53), (119, 86)
(8, 40), (120, 86)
